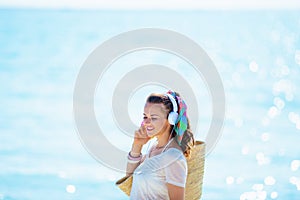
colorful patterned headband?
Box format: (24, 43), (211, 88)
(166, 90), (188, 146)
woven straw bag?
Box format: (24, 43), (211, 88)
(116, 141), (205, 199)
(185, 141), (206, 200)
(115, 174), (133, 196)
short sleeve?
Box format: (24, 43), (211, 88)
(164, 149), (188, 188)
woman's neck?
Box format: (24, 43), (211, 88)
(156, 129), (172, 148)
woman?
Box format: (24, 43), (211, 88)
(126, 90), (194, 200)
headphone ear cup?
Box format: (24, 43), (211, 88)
(168, 112), (178, 125)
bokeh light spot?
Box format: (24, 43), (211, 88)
(242, 145), (249, 155)
(264, 176), (276, 185)
(272, 79), (294, 102)
(252, 183), (264, 191)
(249, 61), (259, 72)
(273, 97), (285, 110)
(288, 112), (299, 123)
(270, 191), (278, 199)
(256, 152), (271, 165)
(291, 160), (300, 171)
(240, 192), (256, 200)
(268, 106), (279, 118)
(261, 132), (270, 142)
(66, 185), (76, 194)
(278, 148), (285, 156)
(296, 121), (300, 130)
(226, 176), (235, 185)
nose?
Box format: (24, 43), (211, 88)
(144, 117), (151, 124)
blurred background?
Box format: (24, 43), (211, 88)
(0, 1), (300, 199)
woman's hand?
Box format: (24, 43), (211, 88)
(130, 124), (150, 155)
(133, 124), (150, 146)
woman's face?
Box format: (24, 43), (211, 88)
(143, 102), (170, 138)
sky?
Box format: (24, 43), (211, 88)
(0, 0), (300, 9)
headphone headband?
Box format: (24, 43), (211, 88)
(165, 93), (178, 113)
(164, 93), (179, 125)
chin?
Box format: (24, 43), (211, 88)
(147, 131), (157, 138)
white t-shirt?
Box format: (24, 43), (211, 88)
(130, 142), (187, 200)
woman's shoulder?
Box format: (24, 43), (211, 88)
(164, 139), (185, 158)
(163, 147), (186, 161)
(162, 148), (187, 171)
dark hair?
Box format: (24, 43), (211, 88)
(146, 92), (195, 158)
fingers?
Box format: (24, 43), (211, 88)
(133, 124), (150, 145)
(135, 126), (147, 139)
(140, 123), (147, 135)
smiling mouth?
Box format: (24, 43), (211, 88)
(146, 127), (154, 131)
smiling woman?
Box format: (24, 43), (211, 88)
(123, 90), (194, 200)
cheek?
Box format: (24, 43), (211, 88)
(153, 119), (167, 128)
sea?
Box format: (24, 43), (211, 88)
(0, 8), (300, 200)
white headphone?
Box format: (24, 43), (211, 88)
(165, 93), (178, 125)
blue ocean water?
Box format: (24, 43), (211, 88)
(0, 8), (300, 200)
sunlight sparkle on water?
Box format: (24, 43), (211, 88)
(271, 65), (290, 78)
(296, 121), (300, 130)
(278, 148), (285, 156)
(289, 176), (299, 184)
(273, 97), (285, 110)
(270, 191), (278, 199)
(226, 176), (235, 185)
(242, 145), (249, 155)
(249, 61), (259, 72)
(58, 171), (67, 179)
(272, 79), (294, 101)
(240, 192), (256, 200)
(261, 132), (270, 142)
(288, 112), (300, 130)
(291, 160), (300, 171)
(268, 106), (279, 118)
(252, 184), (264, 191)
(289, 176), (300, 190)
(256, 152), (271, 165)
(240, 190), (267, 200)
(66, 185), (76, 194)
(264, 176), (276, 185)
(288, 112), (299, 123)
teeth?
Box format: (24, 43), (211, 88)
(147, 127), (154, 131)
